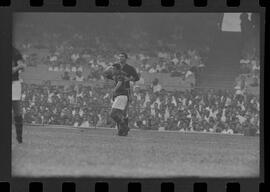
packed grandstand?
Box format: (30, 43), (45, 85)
(14, 13), (260, 135)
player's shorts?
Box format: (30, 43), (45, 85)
(12, 80), (22, 101)
(112, 95), (128, 110)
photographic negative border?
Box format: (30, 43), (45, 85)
(0, 0), (267, 192)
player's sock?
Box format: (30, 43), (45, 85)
(110, 109), (126, 136)
(124, 117), (129, 130)
(117, 123), (125, 136)
(118, 119), (128, 136)
(121, 117), (129, 136)
(118, 114), (129, 136)
(14, 115), (23, 143)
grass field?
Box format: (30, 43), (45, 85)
(12, 125), (260, 178)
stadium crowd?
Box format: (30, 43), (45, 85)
(236, 13), (260, 88)
(17, 20), (205, 82)
(20, 38), (204, 82)
(237, 48), (260, 88)
(16, 14), (259, 135)
(21, 82), (259, 134)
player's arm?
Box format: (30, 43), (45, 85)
(12, 60), (26, 74)
(112, 76), (124, 101)
(103, 66), (114, 80)
(113, 81), (123, 93)
(132, 67), (140, 82)
(12, 47), (26, 74)
(12, 64), (21, 74)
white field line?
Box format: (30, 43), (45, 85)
(24, 123), (244, 136)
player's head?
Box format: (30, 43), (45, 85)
(119, 52), (128, 64)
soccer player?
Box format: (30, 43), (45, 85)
(12, 46), (26, 143)
(104, 52), (140, 136)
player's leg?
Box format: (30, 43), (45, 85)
(121, 102), (130, 136)
(110, 108), (125, 135)
(110, 95), (128, 136)
(12, 101), (23, 143)
(124, 90), (133, 133)
(122, 96), (131, 135)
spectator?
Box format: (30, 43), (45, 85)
(73, 114), (82, 127)
(77, 65), (83, 72)
(62, 71), (70, 80)
(21, 77), (259, 135)
(74, 71), (84, 81)
(65, 65), (71, 72)
(48, 65), (54, 71)
(151, 78), (162, 93)
(80, 116), (90, 128)
(71, 64), (77, 73)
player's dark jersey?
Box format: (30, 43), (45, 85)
(111, 63), (140, 98)
(12, 47), (23, 81)
(112, 71), (127, 95)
